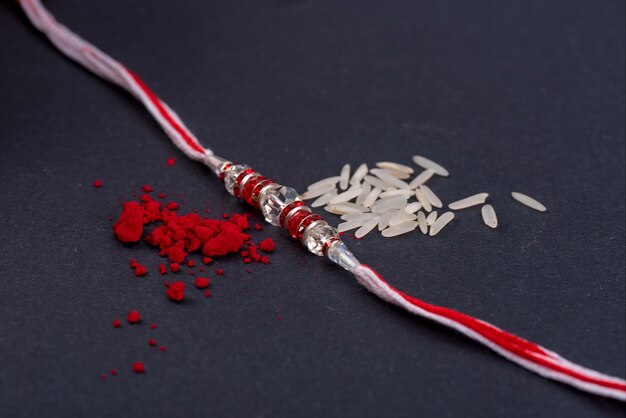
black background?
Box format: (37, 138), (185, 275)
(1, 1), (624, 417)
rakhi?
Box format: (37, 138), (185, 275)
(19, 0), (625, 401)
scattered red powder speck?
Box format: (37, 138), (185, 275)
(246, 268), (252, 274)
(160, 346), (166, 352)
(259, 238), (275, 253)
(166, 281), (185, 302)
(187, 260), (195, 267)
(113, 201), (144, 243)
(132, 362), (145, 373)
(113, 319), (121, 328)
(254, 223), (263, 230)
(216, 269), (224, 276)
(222, 213), (229, 219)
(142, 184), (154, 193)
(158, 264), (167, 275)
(158, 193), (166, 199)
(100, 374), (107, 380)
(127, 310), (141, 324)
(202, 257), (213, 264)
(165, 202), (179, 211)
(194, 277), (210, 288)
(148, 339), (157, 347)
(110, 369), (117, 376)
(130, 258), (139, 269)
(204, 290), (211, 298)
(166, 157), (176, 167)
(93, 180), (102, 188)
(244, 257), (252, 264)
(170, 263), (180, 273)
(134, 265), (147, 276)
(149, 323), (157, 329)
(260, 256), (270, 265)
(199, 267), (205, 272)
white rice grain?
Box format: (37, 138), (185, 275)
(363, 175), (395, 191)
(339, 164), (351, 190)
(428, 212), (455, 236)
(511, 192), (547, 212)
(409, 169), (435, 189)
(355, 181), (371, 206)
(382, 221), (419, 237)
(481, 204), (498, 228)
(389, 211), (417, 227)
(417, 211), (428, 234)
(341, 212), (375, 222)
(426, 211), (438, 226)
(325, 204), (364, 215)
(404, 202), (422, 214)
(311, 190), (337, 207)
(379, 189), (414, 198)
(378, 210), (400, 231)
(300, 183), (336, 200)
(307, 176), (341, 191)
(412, 155), (449, 177)
(354, 217), (381, 238)
(362, 187), (382, 208)
(376, 161), (414, 174)
(372, 170), (411, 190)
(338, 219), (368, 233)
(420, 185), (443, 208)
(350, 163), (368, 185)
(329, 187), (362, 205)
(448, 193), (489, 210)
(415, 188), (432, 212)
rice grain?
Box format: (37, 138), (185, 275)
(339, 164), (351, 190)
(382, 221), (419, 237)
(448, 193), (489, 210)
(429, 212), (455, 236)
(420, 185), (443, 208)
(481, 204), (498, 228)
(355, 217), (381, 238)
(511, 192), (547, 212)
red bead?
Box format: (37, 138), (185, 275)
(218, 163), (232, 181)
(249, 179), (273, 208)
(278, 201), (304, 227)
(322, 237), (340, 255)
(286, 208), (311, 238)
(233, 168), (255, 198)
(241, 175), (265, 204)
(296, 214), (322, 240)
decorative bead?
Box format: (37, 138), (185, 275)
(286, 207), (312, 238)
(296, 213), (322, 240)
(248, 179), (272, 208)
(223, 165), (249, 195)
(301, 220), (339, 256)
(259, 184), (301, 226)
(233, 168), (255, 198)
(326, 240), (360, 271)
(279, 201), (305, 227)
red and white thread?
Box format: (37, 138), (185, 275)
(18, 0), (626, 401)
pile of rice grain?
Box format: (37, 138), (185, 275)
(301, 155), (547, 239)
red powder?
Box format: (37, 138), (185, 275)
(113, 201), (144, 243)
(127, 310), (141, 324)
(246, 268), (252, 274)
(216, 269), (224, 276)
(202, 257), (213, 264)
(194, 277), (210, 288)
(188, 270), (194, 275)
(158, 193), (166, 199)
(93, 179), (103, 188)
(113, 319), (121, 328)
(130, 258), (139, 269)
(170, 263), (180, 273)
(187, 260), (195, 267)
(148, 339), (157, 347)
(259, 238), (275, 253)
(134, 265), (147, 277)
(132, 362), (145, 373)
(160, 346), (166, 352)
(150, 323), (157, 329)
(166, 157), (176, 167)
(110, 369), (118, 376)
(165, 202), (179, 211)
(244, 257), (252, 264)
(166, 281), (185, 302)
(158, 264), (167, 275)
(254, 223), (263, 231)
(260, 256), (270, 265)
(142, 184), (154, 193)
(204, 290), (211, 298)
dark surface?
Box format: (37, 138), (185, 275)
(0, 0), (624, 417)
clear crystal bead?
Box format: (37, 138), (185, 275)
(223, 165), (249, 195)
(326, 240), (360, 271)
(302, 220), (338, 256)
(258, 184), (301, 226)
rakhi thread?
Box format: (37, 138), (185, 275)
(19, 0), (626, 401)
